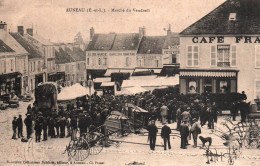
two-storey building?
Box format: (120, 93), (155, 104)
(179, 0), (260, 103)
(24, 30), (56, 82)
(0, 22), (28, 97)
(10, 28), (44, 94)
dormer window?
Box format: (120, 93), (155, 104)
(229, 13), (236, 21)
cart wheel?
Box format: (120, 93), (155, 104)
(89, 133), (105, 155)
(228, 157), (234, 165)
(69, 137), (90, 161)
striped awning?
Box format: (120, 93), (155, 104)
(180, 71), (237, 77)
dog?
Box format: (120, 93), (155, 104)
(199, 136), (212, 147)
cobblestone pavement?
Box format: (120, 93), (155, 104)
(0, 101), (259, 166)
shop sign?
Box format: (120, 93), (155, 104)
(192, 36), (260, 43)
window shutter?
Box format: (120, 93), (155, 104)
(193, 46), (199, 66)
(255, 45), (260, 68)
(211, 46), (217, 66)
(231, 45), (236, 67)
(187, 46), (193, 66)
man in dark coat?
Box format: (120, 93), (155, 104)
(17, 114), (24, 138)
(161, 123), (171, 150)
(54, 116), (60, 138)
(176, 107), (182, 131)
(190, 118), (201, 148)
(24, 113), (32, 139)
(179, 121), (189, 149)
(147, 120), (158, 150)
(59, 116), (66, 138)
(12, 116), (18, 139)
(34, 117), (42, 142)
(42, 116), (48, 141)
(48, 117), (55, 138)
(71, 116), (78, 141)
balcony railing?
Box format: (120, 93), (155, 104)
(217, 62), (230, 67)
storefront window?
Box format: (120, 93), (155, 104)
(188, 80), (197, 93)
(219, 80), (228, 93)
(204, 78), (212, 93)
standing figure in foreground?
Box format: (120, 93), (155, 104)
(147, 120), (158, 150)
(190, 118), (201, 148)
(180, 121), (189, 149)
(161, 123), (171, 150)
(12, 116), (18, 139)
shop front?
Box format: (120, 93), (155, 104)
(0, 72), (22, 98)
(179, 69), (238, 94)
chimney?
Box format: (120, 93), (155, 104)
(139, 27), (143, 38)
(90, 27), (94, 40)
(18, 26), (24, 36)
(167, 24), (171, 36)
(142, 26), (146, 36)
(0, 21), (7, 31)
(26, 28), (33, 36)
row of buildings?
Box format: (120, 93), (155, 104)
(86, 0), (260, 103)
(0, 23), (86, 98)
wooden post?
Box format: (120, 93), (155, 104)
(103, 126), (109, 147)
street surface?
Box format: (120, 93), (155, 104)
(0, 101), (259, 166)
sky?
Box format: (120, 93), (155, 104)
(0, 0), (226, 43)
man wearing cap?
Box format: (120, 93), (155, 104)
(12, 116), (18, 139)
(24, 113), (32, 139)
(190, 118), (201, 148)
(17, 114), (24, 138)
(161, 123), (171, 150)
(147, 120), (158, 150)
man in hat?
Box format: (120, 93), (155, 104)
(24, 113), (32, 139)
(17, 114), (24, 138)
(42, 116), (48, 141)
(190, 118), (201, 148)
(161, 123), (171, 150)
(147, 120), (158, 150)
(181, 107), (192, 125)
(12, 116), (18, 139)
(160, 104), (168, 124)
(179, 121), (189, 149)
(176, 107), (182, 131)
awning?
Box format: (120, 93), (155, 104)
(101, 82), (115, 87)
(119, 69), (134, 75)
(152, 69), (162, 74)
(179, 71), (237, 77)
(104, 69), (120, 76)
(93, 77), (111, 83)
(0, 72), (22, 82)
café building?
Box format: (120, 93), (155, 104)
(179, 0), (260, 103)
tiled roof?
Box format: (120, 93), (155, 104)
(181, 0), (260, 35)
(0, 40), (14, 52)
(71, 47), (85, 61)
(87, 33), (116, 50)
(137, 36), (166, 54)
(55, 47), (75, 64)
(10, 32), (42, 59)
(0, 29), (28, 55)
(111, 33), (140, 50)
(26, 34), (54, 45)
(163, 32), (179, 49)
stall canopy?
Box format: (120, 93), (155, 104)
(125, 103), (148, 113)
(117, 86), (149, 95)
(58, 83), (94, 101)
(101, 82), (115, 87)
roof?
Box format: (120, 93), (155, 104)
(87, 33), (141, 51)
(0, 29), (27, 55)
(55, 47), (75, 64)
(181, 0), (260, 35)
(87, 33), (116, 50)
(27, 34), (54, 45)
(111, 33), (140, 50)
(163, 32), (179, 49)
(0, 40), (14, 52)
(137, 36), (166, 54)
(10, 32), (43, 59)
(71, 47), (85, 61)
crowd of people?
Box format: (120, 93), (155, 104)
(11, 88), (248, 151)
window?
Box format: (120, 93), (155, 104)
(33, 61), (36, 72)
(30, 62), (33, 72)
(138, 58), (144, 67)
(10, 59), (14, 71)
(219, 80), (228, 93)
(172, 54), (177, 63)
(255, 45), (260, 68)
(255, 80), (260, 99)
(103, 57), (107, 65)
(229, 13), (236, 21)
(188, 80), (197, 93)
(217, 45), (230, 67)
(53, 61), (55, 70)
(87, 58), (89, 65)
(126, 57), (130, 66)
(38, 61), (41, 71)
(98, 58), (102, 65)
(154, 59), (159, 67)
(204, 79), (212, 93)
(187, 46), (199, 66)
(231, 45), (236, 66)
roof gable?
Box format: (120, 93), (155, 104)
(163, 32), (179, 49)
(87, 33), (116, 50)
(55, 47), (75, 64)
(10, 32), (42, 59)
(137, 36), (166, 54)
(111, 33), (140, 50)
(181, 0), (260, 35)
(0, 40), (14, 52)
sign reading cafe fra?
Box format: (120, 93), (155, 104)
(192, 36), (260, 43)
